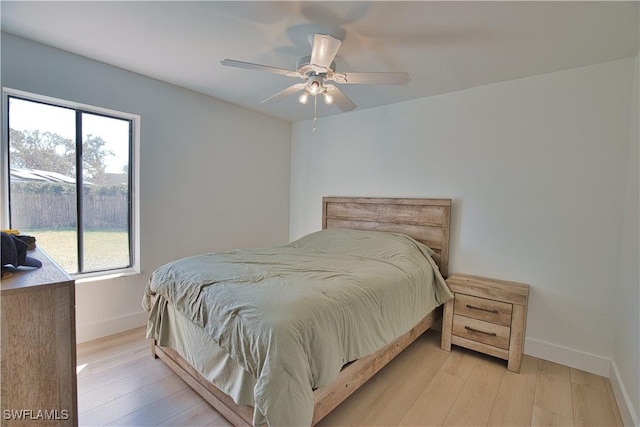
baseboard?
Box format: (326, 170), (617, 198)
(610, 360), (640, 427)
(76, 311), (148, 343)
(525, 337), (639, 426)
(525, 337), (611, 376)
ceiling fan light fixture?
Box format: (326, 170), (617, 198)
(323, 92), (333, 105)
(298, 92), (309, 105)
(308, 79), (321, 96)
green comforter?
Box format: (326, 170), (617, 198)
(143, 228), (452, 426)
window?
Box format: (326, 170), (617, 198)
(2, 88), (139, 278)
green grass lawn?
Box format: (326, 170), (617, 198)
(26, 229), (129, 274)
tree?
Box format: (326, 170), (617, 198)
(9, 129), (114, 184)
(10, 128), (75, 176)
(82, 134), (113, 184)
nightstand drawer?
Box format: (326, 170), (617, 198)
(452, 315), (510, 349)
(454, 294), (512, 326)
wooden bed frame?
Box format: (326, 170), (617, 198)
(152, 197), (451, 426)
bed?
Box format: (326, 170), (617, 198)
(143, 197), (452, 426)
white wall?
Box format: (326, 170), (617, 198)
(291, 58), (634, 377)
(1, 33), (292, 342)
(3, 30), (636, 419)
(612, 53), (639, 426)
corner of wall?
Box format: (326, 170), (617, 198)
(526, 337), (639, 426)
(610, 360), (640, 426)
(610, 49), (640, 427)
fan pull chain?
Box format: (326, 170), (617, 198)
(313, 94), (318, 133)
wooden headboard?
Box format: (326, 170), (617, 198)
(322, 197), (451, 277)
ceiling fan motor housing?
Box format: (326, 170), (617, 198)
(296, 55), (336, 77)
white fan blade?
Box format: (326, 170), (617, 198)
(221, 59), (301, 78)
(261, 83), (306, 103)
(325, 85), (357, 112)
(332, 72), (410, 85)
(310, 34), (342, 72)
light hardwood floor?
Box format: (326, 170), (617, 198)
(76, 327), (623, 426)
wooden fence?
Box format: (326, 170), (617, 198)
(10, 187), (128, 230)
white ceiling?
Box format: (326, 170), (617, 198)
(1, 1), (638, 122)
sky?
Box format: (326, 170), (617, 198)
(8, 97), (130, 174)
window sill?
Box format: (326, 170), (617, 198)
(74, 268), (140, 284)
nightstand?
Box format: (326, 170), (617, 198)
(441, 274), (529, 372)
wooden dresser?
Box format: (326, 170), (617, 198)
(1, 249), (77, 426)
(441, 273), (529, 373)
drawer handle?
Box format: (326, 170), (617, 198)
(464, 326), (497, 337)
(466, 304), (499, 314)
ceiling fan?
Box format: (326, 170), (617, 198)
(221, 34), (410, 113)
